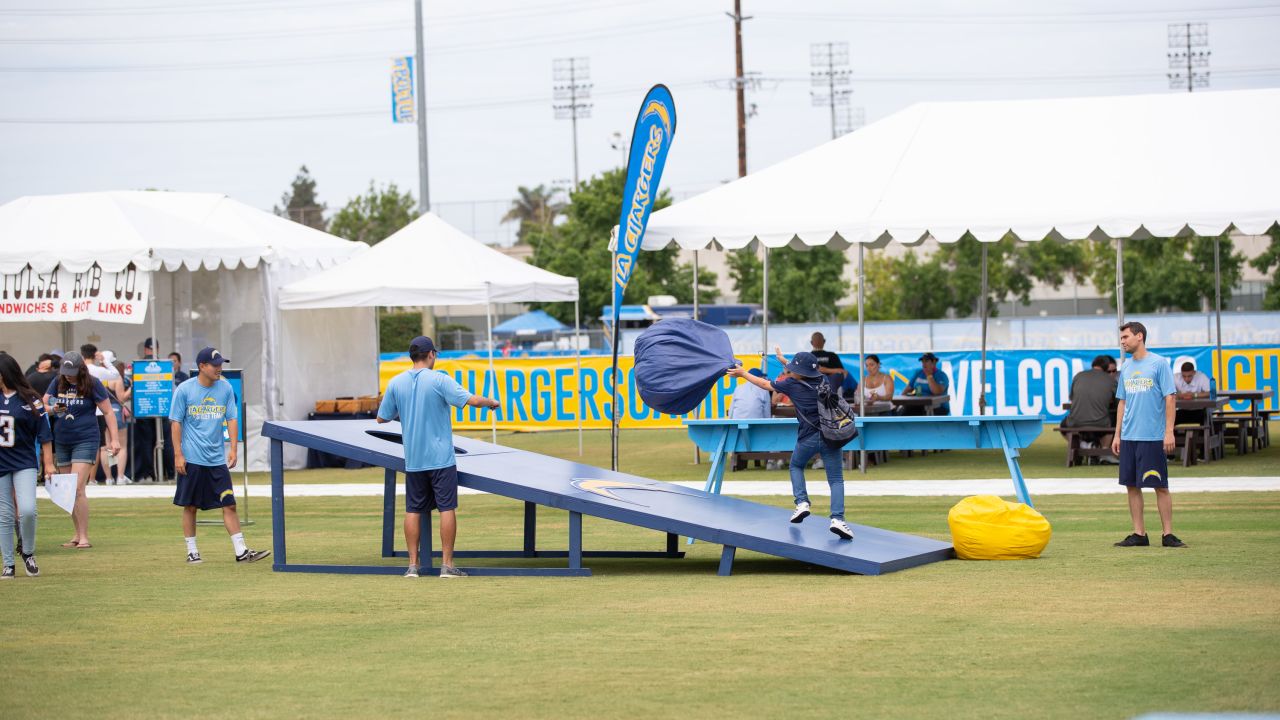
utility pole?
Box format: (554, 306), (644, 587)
(810, 42), (849, 140)
(413, 0), (430, 212)
(728, 1), (751, 178)
(1167, 22), (1209, 92)
(553, 57), (592, 187)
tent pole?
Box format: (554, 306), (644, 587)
(979, 243), (989, 415)
(1116, 238), (1125, 362)
(150, 272), (165, 483)
(1214, 235), (1224, 386)
(374, 306), (382, 395)
(484, 285), (497, 444)
(857, 243), (866, 474)
(760, 244), (769, 370)
(574, 298), (583, 456)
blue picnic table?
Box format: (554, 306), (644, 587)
(684, 415), (1045, 507)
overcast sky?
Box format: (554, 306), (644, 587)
(3, 0), (1278, 244)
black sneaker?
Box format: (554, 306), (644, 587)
(0, 566), (13, 580)
(236, 548), (271, 563)
(186, 552), (203, 564)
(21, 553), (39, 577)
(1114, 533), (1150, 547)
(1162, 534), (1188, 548)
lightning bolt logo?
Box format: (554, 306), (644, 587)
(570, 479), (700, 507)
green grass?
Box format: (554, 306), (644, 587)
(273, 422), (1280, 485)
(4, 489), (1279, 719)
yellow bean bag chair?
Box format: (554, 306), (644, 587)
(948, 495), (1052, 560)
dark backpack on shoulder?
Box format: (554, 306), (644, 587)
(799, 378), (860, 448)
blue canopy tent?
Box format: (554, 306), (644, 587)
(492, 309), (569, 338)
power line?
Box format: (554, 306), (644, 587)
(0, 0), (645, 18)
(763, 5), (1280, 25)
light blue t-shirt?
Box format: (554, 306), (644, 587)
(1116, 352), (1175, 441)
(168, 378), (238, 466)
(908, 368), (951, 414)
(378, 368), (473, 472)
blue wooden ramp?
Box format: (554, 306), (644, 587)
(262, 420), (954, 577)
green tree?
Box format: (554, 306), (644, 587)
(329, 181), (417, 245)
(729, 246), (849, 323)
(933, 234), (1088, 317)
(377, 309), (421, 353)
(1249, 224), (1280, 310)
(524, 168), (709, 326)
(501, 185), (566, 243)
(273, 165), (327, 231)
(840, 250), (953, 321)
(1087, 233), (1245, 312)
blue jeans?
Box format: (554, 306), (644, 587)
(789, 433), (845, 520)
(0, 468), (38, 566)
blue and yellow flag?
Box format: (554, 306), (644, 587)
(612, 85), (677, 328)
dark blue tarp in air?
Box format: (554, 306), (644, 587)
(633, 319), (739, 415)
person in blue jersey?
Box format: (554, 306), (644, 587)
(902, 352), (950, 415)
(44, 351), (119, 550)
(728, 347), (855, 541)
(377, 336), (500, 579)
(169, 347), (269, 565)
(1110, 322), (1185, 548)
(0, 353), (55, 579)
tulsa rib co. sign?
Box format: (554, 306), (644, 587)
(0, 263), (151, 324)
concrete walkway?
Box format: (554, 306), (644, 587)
(68, 476), (1280, 500)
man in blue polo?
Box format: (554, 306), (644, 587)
(378, 336), (500, 579)
(1110, 322), (1185, 548)
(903, 352), (950, 415)
(169, 347), (269, 565)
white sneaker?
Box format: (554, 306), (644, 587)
(119, 475), (132, 485)
(830, 518), (854, 540)
(790, 502), (811, 523)
(813, 458), (825, 469)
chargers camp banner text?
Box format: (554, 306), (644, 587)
(379, 345), (1279, 431)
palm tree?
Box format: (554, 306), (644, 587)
(501, 185), (566, 242)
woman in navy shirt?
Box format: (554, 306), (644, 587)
(0, 353), (55, 578)
(43, 351), (119, 549)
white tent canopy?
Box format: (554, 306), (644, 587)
(0, 190), (360, 273)
(640, 88), (1280, 250)
(279, 212), (578, 309)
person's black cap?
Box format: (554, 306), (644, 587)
(409, 336), (436, 355)
(918, 352), (939, 362)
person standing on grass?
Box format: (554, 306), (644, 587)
(377, 336), (500, 579)
(44, 351), (119, 550)
(169, 347), (269, 565)
(0, 353), (55, 579)
(728, 348), (855, 540)
(1111, 322), (1186, 548)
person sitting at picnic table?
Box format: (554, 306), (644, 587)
(1062, 354), (1119, 460)
(1173, 361), (1212, 426)
(729, 368), (774, 419)
(858, 354), (894, 405)
(902, 352), (950, 415)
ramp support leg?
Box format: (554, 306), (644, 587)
(568, 511), (583, 570)
(667, 532), (678, 555)
(381, 469), (396, 558)
(270, 438), (286, 568)
(718, 545), (736, 576)
(994, 422), (1034, 507)
(523, 502), (537, 557)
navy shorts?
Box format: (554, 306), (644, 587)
(174, 463), (236, 511)
(1119, 440), (1169, 489)
(405, 466), (458, 513)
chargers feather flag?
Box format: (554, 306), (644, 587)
(611, 85), (677, 329)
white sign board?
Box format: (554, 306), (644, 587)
(0, 263), (150, 324)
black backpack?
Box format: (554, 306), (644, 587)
(798, 378), (860, 448)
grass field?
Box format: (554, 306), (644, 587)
(4, 428), (1279, 718)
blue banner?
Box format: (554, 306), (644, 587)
(390, 56), (415, 124)
(130, 359), (173, 419)
(612, 85), (677, 329)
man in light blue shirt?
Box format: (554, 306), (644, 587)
(1110, 322), (1184, 549)
(169, 347), (269, 565)
(378, 336), (500, 578)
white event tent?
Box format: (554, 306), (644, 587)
(0, 190), (371, 471)
(637, 88), (1280, 411)
(278, 212), (583, 447)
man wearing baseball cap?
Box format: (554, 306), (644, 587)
(168, 347), (268, 565)
(903, 352), (951, 415)
(728, 347), (854, 540)
(378, 336), (501, 578)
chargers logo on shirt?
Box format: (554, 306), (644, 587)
(187, 397), (227, 419)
